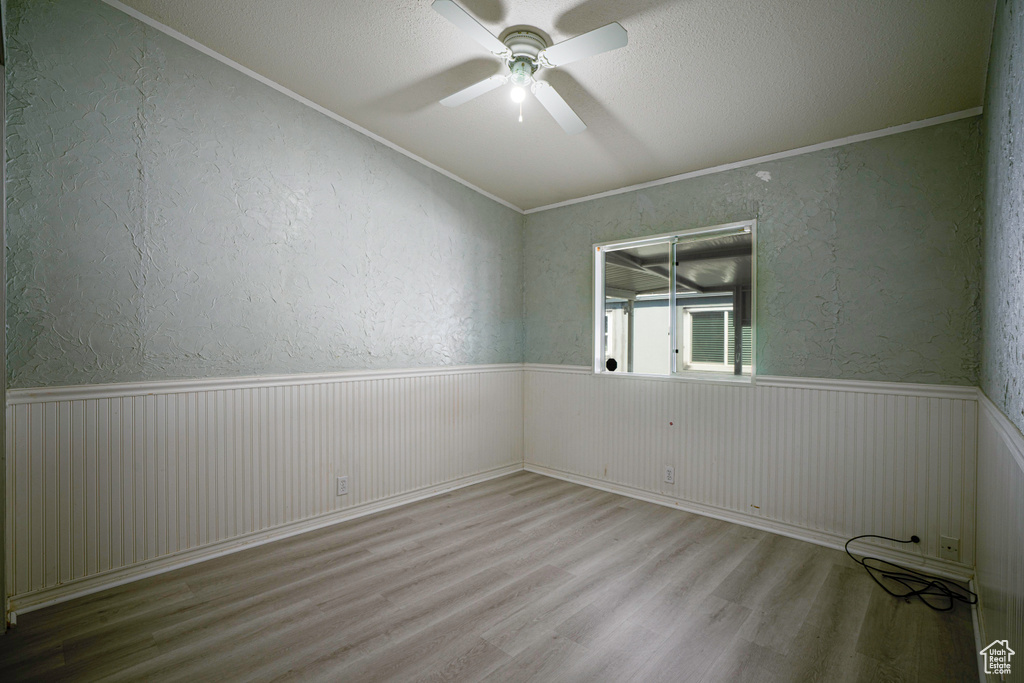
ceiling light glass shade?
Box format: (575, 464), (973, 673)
(510, 86), (526, 103)
(509, 59), (532, 87)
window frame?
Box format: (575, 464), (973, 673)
(592, 219), (757, 383)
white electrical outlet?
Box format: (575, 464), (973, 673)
(664, 466), (675, 484)
(336, 476), (348, 496)
(939, 536), (959, 561)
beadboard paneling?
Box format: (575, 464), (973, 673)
(5, 365), (523, 606)
(976, 394), (1024, 673)
(524, 366), (977, 571)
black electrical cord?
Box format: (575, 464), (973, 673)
(844, 534), (977, 612)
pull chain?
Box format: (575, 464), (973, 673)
(518, 102), (523, 123)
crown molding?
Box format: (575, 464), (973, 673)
(101, 0), (524, 214)
(524, 108), (984, 214)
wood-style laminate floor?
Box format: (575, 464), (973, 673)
(0, 471), (978, 682)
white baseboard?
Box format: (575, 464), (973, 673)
(8, 464), (523, 618)
(524, 463), (974, 582)
(970, 578), (985, 683)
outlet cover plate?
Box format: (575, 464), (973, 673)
(336, 476), (348, 496)
(939, 536), (959, 561)
(664, 466), (675, 484)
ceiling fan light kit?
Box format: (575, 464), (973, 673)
(432, 0), (628, 135)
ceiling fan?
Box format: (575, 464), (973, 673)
(431, 0), (628, 135)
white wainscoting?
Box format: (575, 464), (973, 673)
(976, 393), (1024, 675)
(524, 365), (978, 577)
(5, 364), (523, 614)
(5, 363), (991, 617)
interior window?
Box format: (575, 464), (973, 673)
(594, 221), (754, 378)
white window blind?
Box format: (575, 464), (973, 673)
(688, 309), (751, 368)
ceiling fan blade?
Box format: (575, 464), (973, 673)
(539, 22), (628, 67)
(431, 0), (509, 56)
(441, 74), (507, 107)
(531, 81), (586, 135)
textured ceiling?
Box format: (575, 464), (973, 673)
(114, 0), (995, 211)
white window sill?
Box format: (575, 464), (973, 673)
(595, 369), (755, 387)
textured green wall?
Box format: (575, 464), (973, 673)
(5, 0), (524, 389)
(3, 0), (990, 392)
(982, 0), (1024, 429)
(525, 119), (984, 385)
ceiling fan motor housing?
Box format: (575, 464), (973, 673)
(503, 30), (545, 85)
